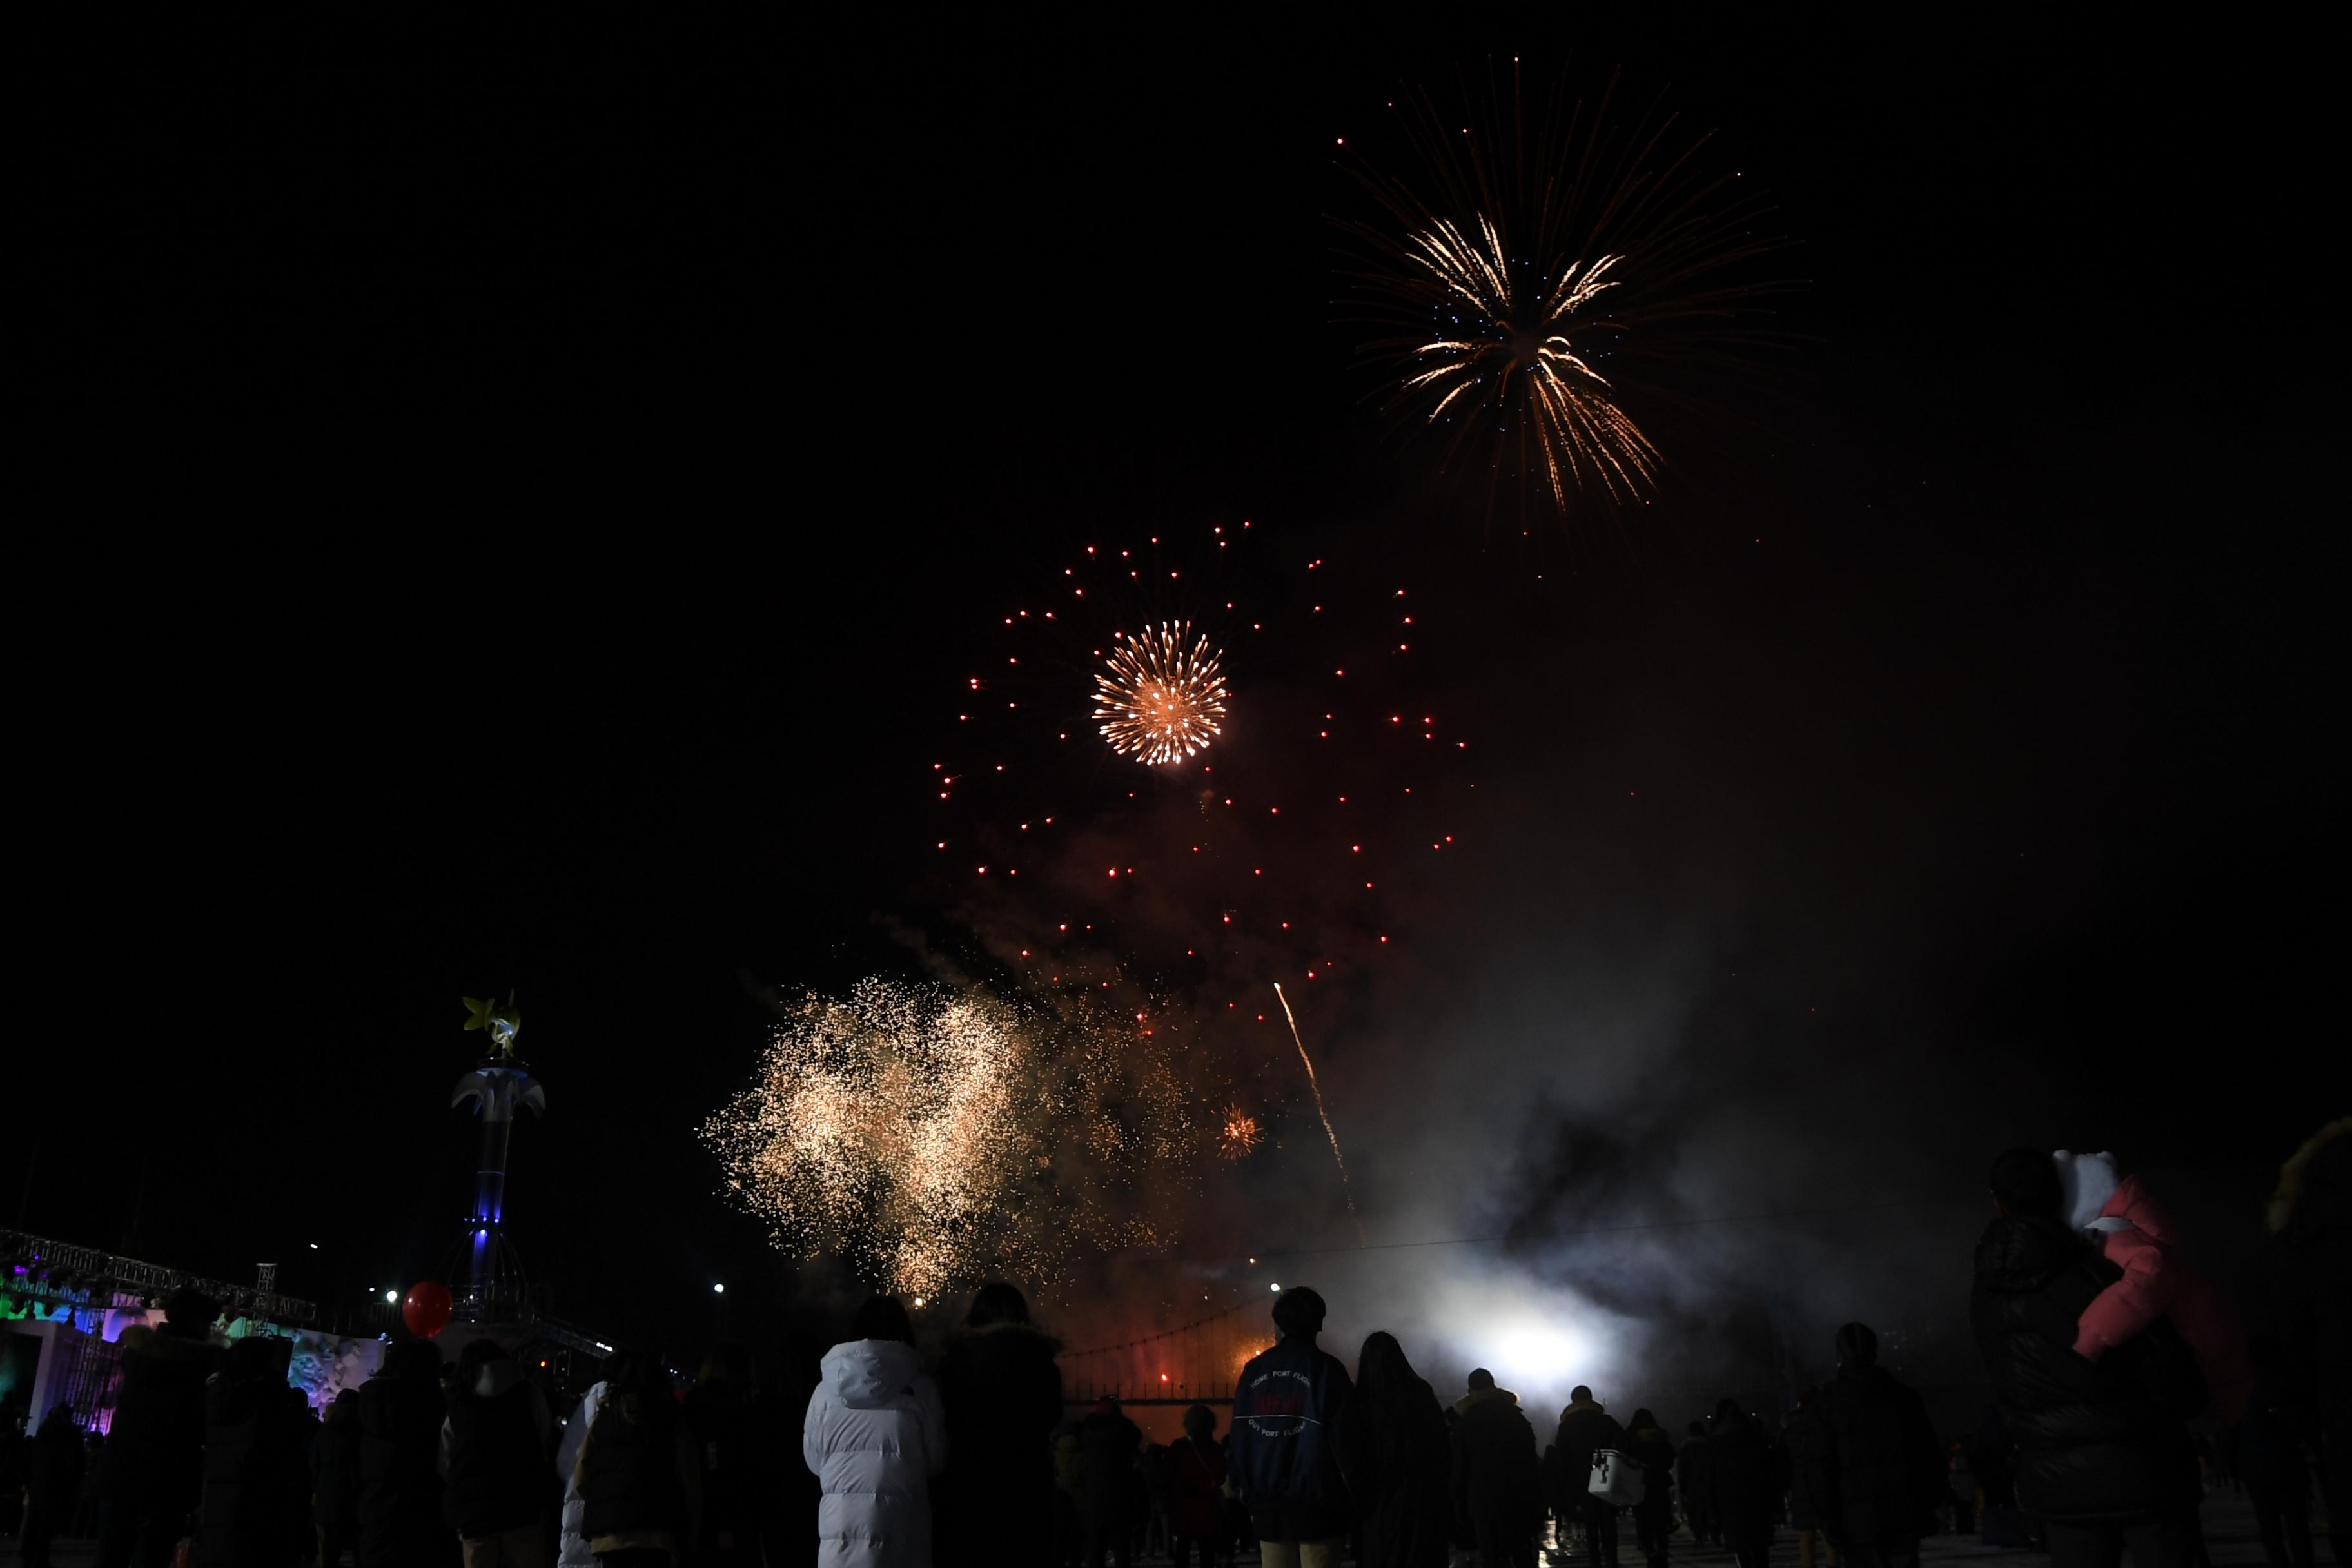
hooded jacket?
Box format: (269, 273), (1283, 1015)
(1970, 1211), (2198, 1523)
(2058, 1159), (2253, 1423)
(1452, 1387), (1542, 1531)
(1230, 1334), (1355, 1542)
(99, 1323), (221, 1529)
(1803, 1363), (1945, 1548)
(1553, 1398), (1626, 1507)
(1077, 1402), (1143, 1520)
(439, 1354), (553, 1538)
(1623, 1418), (1676, 1510)
(314, 1395), (363, 1529)
(358, 1343), (458, 1568)
(553, 1380), (607, 1568)
(193, 1339), (309, 1568)
(1707, 1408), (1788, 1539)
(1675, 1433), (1714, 1522)
(803, 1338), (947, 1568)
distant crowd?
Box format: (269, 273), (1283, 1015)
(5, 1122), (2344, 1568)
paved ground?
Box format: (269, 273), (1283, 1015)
(10, 1488), (2312, 1565)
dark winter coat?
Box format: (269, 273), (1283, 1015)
(1969, 1211), (2199, 1524)
(442, 1358), (550, 1538)
(2270, 1122), (2349, 1513)
(1676, 1435), (1716, 1520)
(683, 1377), (752, 1553)
(358, 1346), (459, 1568)
(934, 1321), (1065, 1553)
(99, 1324), (221, 1532)
(1077, 1406), (1143, 1523)
(192, 1341), (310, 1568)
(1782, 1406), (1829, 1531)
(1338, 1376), (1451, 1568)
(1804, 1364), (1945, 1549)
(1624, 1423), (1676, 1512)
(1708, 1409), (1788, 1541)
(579, 1396), (694, 1543)
(1451, 1387), (1542, 1536)
(1168, 1435), (1229, 1541)
(1553, 1398), (1626, 1509)
(313, 1398), (363, 1528)
(1230, 1335), (1356, 1542)
(27, 1413), (84, 1507)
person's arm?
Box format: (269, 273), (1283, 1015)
(438, 1413), (455, 1478)
(2073, 1231), (2176, 1360)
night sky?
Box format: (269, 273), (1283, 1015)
(20, 10), (2331, 1393)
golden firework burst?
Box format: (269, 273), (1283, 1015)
(1093, 621), (1228, 765)
(1219, 1104), (1264, 1159)
(1400, 216), (1657, 507)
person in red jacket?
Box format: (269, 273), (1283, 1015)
(2052, 1151), (2253, 1423)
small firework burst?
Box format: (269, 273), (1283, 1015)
(1337, 63), (1787, 527)
(1093, 621), (1229, 765)
(1397, 216), (1656, 506)
(1219, 1104), (1264, 1159)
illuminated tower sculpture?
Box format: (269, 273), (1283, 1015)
(450, 995), (544, 1322)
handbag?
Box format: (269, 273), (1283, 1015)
(1589, 1448), (1647, 1507)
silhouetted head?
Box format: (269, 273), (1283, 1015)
(1271, 1286), (1326, 1340)
(1357, 1331), (1415, 1393)
(1093, 1396), (1121, 1416)
(851, 1294), (916, 1346)
(1988, 1148), (2063, 1217)
(1714, 1397), (1745, 1424)
(457, 1337), (511, 1377)
(1183, 1402), (1216, 1439)
(1835, 1322), (1879, 1367)
(1467, 1367), (1496, 1391)
(966, 1282), (1031, 1328)
(1571, 1384), (1593, 1404)
(161, 1288), (221, 1339)
(1631, 1407), (1656, 1429)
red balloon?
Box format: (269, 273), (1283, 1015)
(402, 1282), (453, 1338)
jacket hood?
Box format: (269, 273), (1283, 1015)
(2054, 1150), (2121, 1231)
(473, 1357), (531, 1399)
(1558, 1396), (1605, 1422)
(1973, 1213), (2088, 1292)
(823, 1338), (923, 1409)
(2269, 1118), (2351, 1239)
(1454, 1384), (1518, 1415)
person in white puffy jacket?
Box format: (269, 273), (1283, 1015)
(804, 1296), (947, 1567)
(552, 1377), (607, 1568)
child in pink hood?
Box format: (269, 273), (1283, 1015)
(2053, 1150), (2252, 1422)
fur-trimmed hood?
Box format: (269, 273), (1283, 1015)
(2269, 1117), (2351, 1241)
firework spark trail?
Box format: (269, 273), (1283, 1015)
(1274, 982), (1366, 1246)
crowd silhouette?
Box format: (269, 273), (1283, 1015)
(4, 1124), (2343, 1567)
